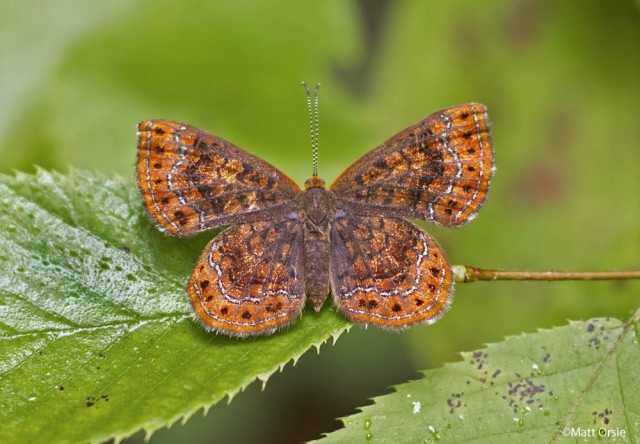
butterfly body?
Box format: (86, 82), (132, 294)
(137, 103), (494, 337)
(300, 177), (333, 310)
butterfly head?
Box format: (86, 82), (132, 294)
(304, 176), (326, 190)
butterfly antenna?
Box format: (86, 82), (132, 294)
(313, 83), (320, 177)
(302, 82), (320, 177)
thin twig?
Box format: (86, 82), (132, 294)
(452, 265), (640, 283)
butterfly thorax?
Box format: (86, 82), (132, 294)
(303, 177), (333, 228)
(302, 176), (334, 311)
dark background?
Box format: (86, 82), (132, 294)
(2, 1), (638, 442)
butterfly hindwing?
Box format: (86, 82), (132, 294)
(329, 212), (453, 329)
(187, 215), (306, 336)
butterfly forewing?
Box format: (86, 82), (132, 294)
(330, 213), (453, 329)
(331, 103), (494, 226)
(188, 216), (306, 336)
(137, 120), (300, 236)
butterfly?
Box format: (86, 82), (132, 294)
(136, 101), (494, 337)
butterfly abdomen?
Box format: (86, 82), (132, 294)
(303, 233), (330, 311)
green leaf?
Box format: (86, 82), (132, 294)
(319, 310), (640, 443)
(0, 169), (351, 444)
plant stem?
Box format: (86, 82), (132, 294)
(452, 265), (640, 283)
